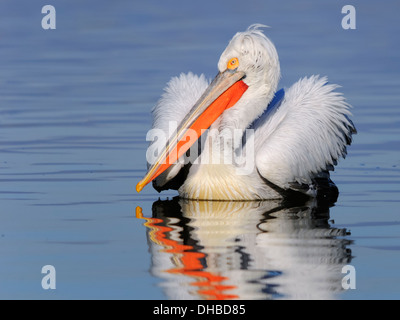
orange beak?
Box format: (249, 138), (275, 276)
(136, 69), (248, 193)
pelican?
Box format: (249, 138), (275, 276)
(136, 24), (356, 200)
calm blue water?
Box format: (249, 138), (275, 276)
(1, 0), (399, 299)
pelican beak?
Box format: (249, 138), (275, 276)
(136, 69), (248, 193)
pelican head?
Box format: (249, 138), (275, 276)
(137, 25), (281, 192)
(218, 24), (280, 98)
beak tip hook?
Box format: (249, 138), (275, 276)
(136, 180), (145, 193)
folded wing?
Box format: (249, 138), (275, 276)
(254, 75), (356, 190)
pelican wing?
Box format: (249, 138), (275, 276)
(149, 72), (210, 191)
(254, 75), (356, 190)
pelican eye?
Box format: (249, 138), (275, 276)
(227, 57), (239, 70)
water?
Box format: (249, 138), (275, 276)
(1, 0), (399, 299)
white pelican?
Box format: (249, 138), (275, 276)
(136, 24), (356, 200)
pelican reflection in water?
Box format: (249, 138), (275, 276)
(136, 197), (352, 300)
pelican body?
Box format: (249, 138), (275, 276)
(136, 25), (356, 200)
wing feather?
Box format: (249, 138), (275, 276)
(254, 75), (356, 189)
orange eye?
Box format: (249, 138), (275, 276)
(227, 57), (239, 70)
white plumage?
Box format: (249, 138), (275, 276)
(253, 75), (353, 189)
(144, 24), (356, 200)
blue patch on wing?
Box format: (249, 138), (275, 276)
(268, 88), (285, 110)
(246, 88), (285, 134)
